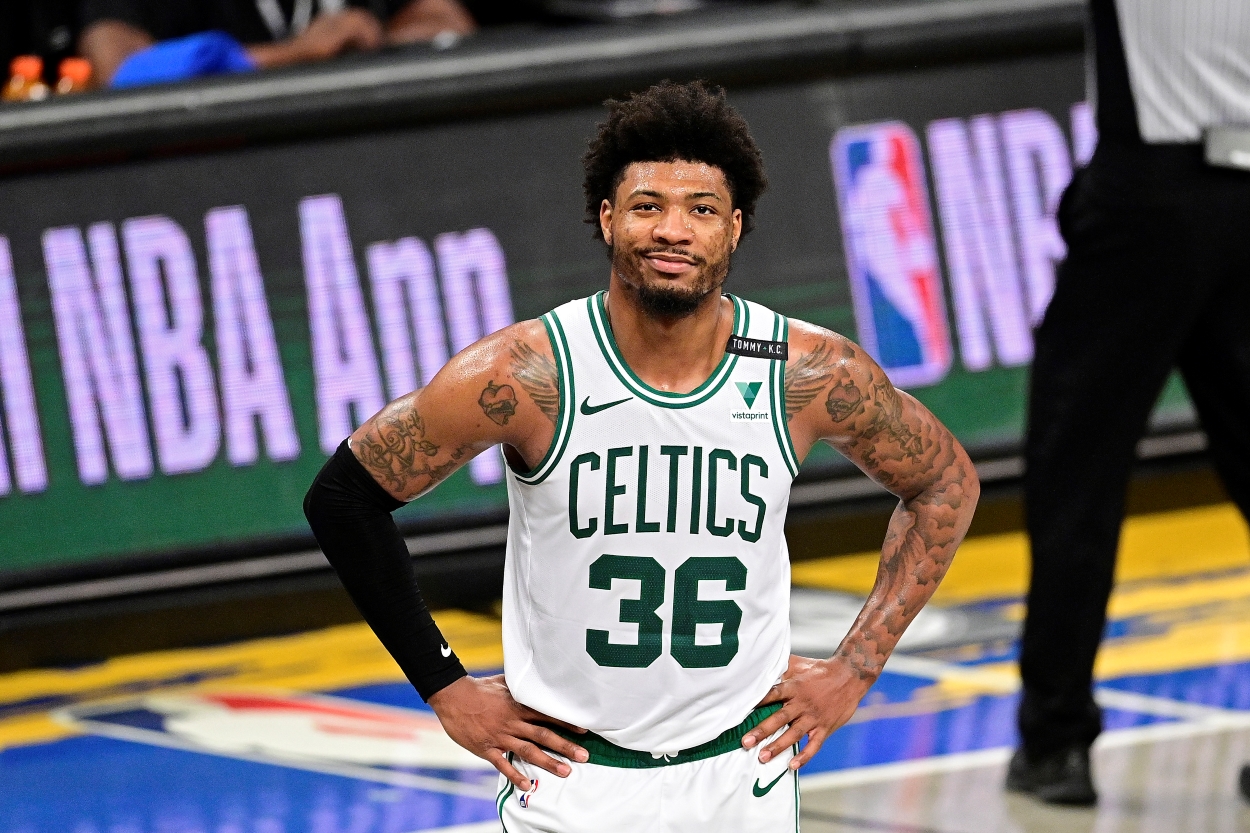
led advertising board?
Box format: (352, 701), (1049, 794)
(0, 52), (1192, 580)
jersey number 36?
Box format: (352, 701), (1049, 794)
(586, 554), (746, 669)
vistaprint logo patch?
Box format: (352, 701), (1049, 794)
(732, 382), (769, 421)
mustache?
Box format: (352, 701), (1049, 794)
(632, 246), (707, 266)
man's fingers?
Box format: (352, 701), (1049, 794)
(790, 729), (827, 769)
(523, 725), (590, 763)
(486, 749), (532, 792)
(759, 722), (807, 764)
(510, 740), (572, 779)
(741, 707), (789, 749)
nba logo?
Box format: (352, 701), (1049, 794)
(831, 122), (951, 387)
(519, 778), (539, 808)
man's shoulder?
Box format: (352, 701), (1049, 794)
(783, 317), (860, 366)
(457, 318), (554, 369)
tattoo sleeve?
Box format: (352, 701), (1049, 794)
(795, 336), (978, 683)
(508, 341), (561, 425)
(352, 395), (471, 500)
(783, 339), (842, 422)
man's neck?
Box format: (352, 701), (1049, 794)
(604, 273), (733, 395)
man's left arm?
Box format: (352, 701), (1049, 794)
(742, 321), (979, 769)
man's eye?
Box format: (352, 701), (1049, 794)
(693, 205), (715, 215)
(634, 203), (660, 211)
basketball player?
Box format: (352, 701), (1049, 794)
(304, 80), (978, 830)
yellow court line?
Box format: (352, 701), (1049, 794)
(1093, 612), (1250, 681)
(1109, 570), (1250, 619)
(791, 503), (1250, 604)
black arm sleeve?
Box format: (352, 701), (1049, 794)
(304, 440), (468, 701)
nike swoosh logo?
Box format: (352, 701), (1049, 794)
(579, 396), (632, 416)
(752, 770), (787, 798)
(440, 643), (452, 658)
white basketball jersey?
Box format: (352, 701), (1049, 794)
(502, 292), (800, 755)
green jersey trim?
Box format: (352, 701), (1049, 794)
(768, 314), (800, 477)
(513, 312), (576, 485)
(552, 703), (781, 768)
(587, 291), (746, 409)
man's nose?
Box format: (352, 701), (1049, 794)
(652, 207), (694, 244)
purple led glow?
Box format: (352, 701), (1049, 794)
(300, 195), (385, 455)
(44, 224), (154, 485)
(207, 206), (300, 466)
(122, 215), (221, 476)
(0, 236), (47, 495)
(1000, 109), (1072, 324)
(927, 116), (1032, 372)
(367, 237), (448, 399)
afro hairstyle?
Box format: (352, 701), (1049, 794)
(582, 80), (768, 240)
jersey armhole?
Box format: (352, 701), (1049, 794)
(511, 312), (577, 485)
(767, 313), (801, 478)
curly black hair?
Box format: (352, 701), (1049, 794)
(583, 80), (768, 240)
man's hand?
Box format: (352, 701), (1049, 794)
(428, 674), (590, 790)
(740, 654), (872, 770)
(249, 9), (384, 68)
(385, 0), (477, 44)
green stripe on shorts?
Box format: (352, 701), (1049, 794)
(553, 703), (782, 769)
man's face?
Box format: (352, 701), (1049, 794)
(600, 160), (743, 318)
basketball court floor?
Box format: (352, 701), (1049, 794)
(3, 502), (1250, 832)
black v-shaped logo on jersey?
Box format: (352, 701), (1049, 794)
(580, 396), (633, 416)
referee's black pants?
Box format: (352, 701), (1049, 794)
(1018, 143), (1250, 758)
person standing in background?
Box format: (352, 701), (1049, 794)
(1008, 0), (1250, 807)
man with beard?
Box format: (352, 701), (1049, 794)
(303, 80), (978, 831)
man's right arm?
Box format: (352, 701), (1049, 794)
(304, 320), (587, 790)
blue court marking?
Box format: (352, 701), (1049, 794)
(1, 661), (1244, 832)
(335, 682), (435, 712)
(1099, 660), (1250, 710)
(0, 734), (498, 833)
(798, 676), (1175, 774)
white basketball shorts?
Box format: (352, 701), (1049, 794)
(496, 704), (799, 832)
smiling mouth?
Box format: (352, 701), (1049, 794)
(641, 251), (700, 274)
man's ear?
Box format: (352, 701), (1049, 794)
(599, 198), (614, 245)
(730, 208), (742, 252)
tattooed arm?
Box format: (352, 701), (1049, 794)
(349, 319), (561, 501)
(742, 320), (979, 770)
(333, 319), (587, 791)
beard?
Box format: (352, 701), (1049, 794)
(610, 243), (732, 319)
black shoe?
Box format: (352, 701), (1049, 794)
(1240, 765), (1250, 803)
(1005, 745), (1098, 806)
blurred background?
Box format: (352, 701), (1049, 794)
(0, 1), (1246, 831)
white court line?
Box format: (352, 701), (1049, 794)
(1092, 687), (1250, 724)
(798, 718), (1250, 792)
(799, 747), (1014, 790)
(800, 656), (1250, 791)
(51, 711), (498, 800)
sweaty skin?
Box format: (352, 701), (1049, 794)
(347, 160), (979, 789)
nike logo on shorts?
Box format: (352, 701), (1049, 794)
(579, 396), (632, 415)
(752, 770), (786, 797)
